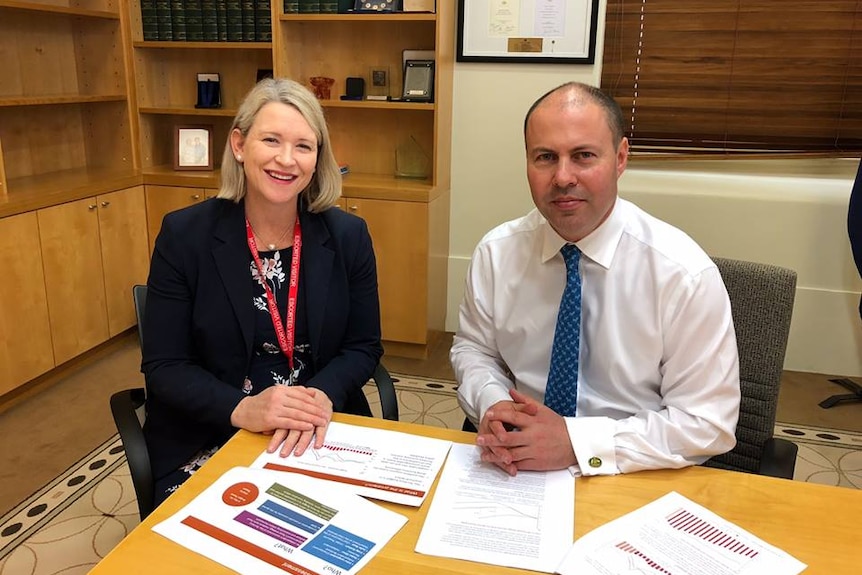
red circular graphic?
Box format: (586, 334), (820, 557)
(222, 482), (259, 506)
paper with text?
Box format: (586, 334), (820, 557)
(250, 421), (453, 506)
(555, 491), (806, 575)
(153, 466), (406, 575)
(415, 442), (575, 572)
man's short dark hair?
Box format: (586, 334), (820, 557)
(523, 82), (625, 146)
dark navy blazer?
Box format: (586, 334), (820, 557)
(141, 198), (382, 479)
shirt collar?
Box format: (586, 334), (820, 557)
(539, 197), (626, 270)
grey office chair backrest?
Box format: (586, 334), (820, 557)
(703, 257), (798, 478)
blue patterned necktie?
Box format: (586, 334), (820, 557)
(544, 244), (582, 417)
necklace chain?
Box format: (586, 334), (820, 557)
(250, 221), (292, 251)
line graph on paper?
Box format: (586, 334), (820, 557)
(454, 499), (542, 531)
(295, 441), (377, 475)
(443, 460), (547, 532)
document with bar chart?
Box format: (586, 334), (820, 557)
(153, 466), (407, 575)
(249, 422), (452, 506)
(555, 491), (806, 575)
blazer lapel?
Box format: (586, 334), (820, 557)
(300, 210), (333, 360)
(213, 200), (255, 357)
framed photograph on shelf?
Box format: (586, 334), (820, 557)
(174, 125), (213, 171)
(402, 60), (434, 102)
(456, 0), (599, 64)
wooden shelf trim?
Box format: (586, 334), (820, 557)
(139, 103), (434, 114)
(0, 0), (118, 19)
(142, 166), (221, 188)
(139, 106), (238, 117)
(0, 166), (444, 219)
(0, 94), (126, 107)
(132, 41), (272, 50)
(0, 167), (142, 218)
(140, 169), (438, 202)
(341, 172), (438, 202)
(280, 13), (436, 22)
(321, 100), (434, 111)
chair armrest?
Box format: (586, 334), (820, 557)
(110, 388), (155, 520)
(372, 363), (399, 421)
(758, 437), (798, 479)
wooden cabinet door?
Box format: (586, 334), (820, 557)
(344, 198), (429, 344)
(98, 186), (150, 336)
(0, 213), (55, 394)
(38, 198), (109, 364)
(145, 185), (207, 254)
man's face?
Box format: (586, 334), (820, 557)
(525, 92), (628, 243)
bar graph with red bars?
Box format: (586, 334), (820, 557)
(666, 508), (759, 558)
(615, 541), (673, 574)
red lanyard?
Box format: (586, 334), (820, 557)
(245, 217), (302, 381)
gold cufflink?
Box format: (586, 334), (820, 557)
(588, 457), (602, 468)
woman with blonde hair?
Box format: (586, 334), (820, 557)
(141, 77), (382, 505)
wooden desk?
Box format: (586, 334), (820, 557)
(91, 414), (859, 575)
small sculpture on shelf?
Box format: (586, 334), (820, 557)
(395, 135), (430, 180)
(309, 76), (335, 100)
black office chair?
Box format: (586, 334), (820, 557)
(703, 257), (799, 479)
(111, 284), (399, 521)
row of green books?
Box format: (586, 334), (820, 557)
(143, 1), (272, 42)
(284, 1), (354, 13)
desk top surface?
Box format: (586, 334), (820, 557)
(91, 414), (860, 575)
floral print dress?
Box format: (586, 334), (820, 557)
(158, 246), (313, 498)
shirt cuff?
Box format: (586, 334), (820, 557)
(565, 416), (620, 476)
(476, 386), (515, 424)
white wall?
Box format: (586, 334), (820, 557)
(445, 2), (862, 376)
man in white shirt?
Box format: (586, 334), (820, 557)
(451, 82), (740, 477)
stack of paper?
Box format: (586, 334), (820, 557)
(153, 422), (454, 574)
(415, 443), (576, 573)
(154, 467), (406, 575)
(249, 421), (453, 507)
(555, 491), (806, 575)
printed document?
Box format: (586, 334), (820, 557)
(153, 466), (407, 575)
(250, 421), (452, 506)
(415, 442), (575, 572)
(555, 491), (806, 575)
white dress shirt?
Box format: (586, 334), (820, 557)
(451, 198), (740, 476)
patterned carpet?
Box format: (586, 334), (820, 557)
(1, 375), (860, 574)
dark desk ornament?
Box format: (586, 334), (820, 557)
(195, 73), (221, 109)
(354, 0), (396, 12)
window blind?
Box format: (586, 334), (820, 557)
(601, 0), (862, 154)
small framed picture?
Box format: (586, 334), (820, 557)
(174, 125), (213, 171)
(402, 59), (434, 102)
(367, 65), (390, 100)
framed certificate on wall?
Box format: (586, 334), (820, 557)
(457, 0), (599, 64)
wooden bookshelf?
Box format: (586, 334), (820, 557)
(0, 1), (456, 399)
(0, 1), (135, 198)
